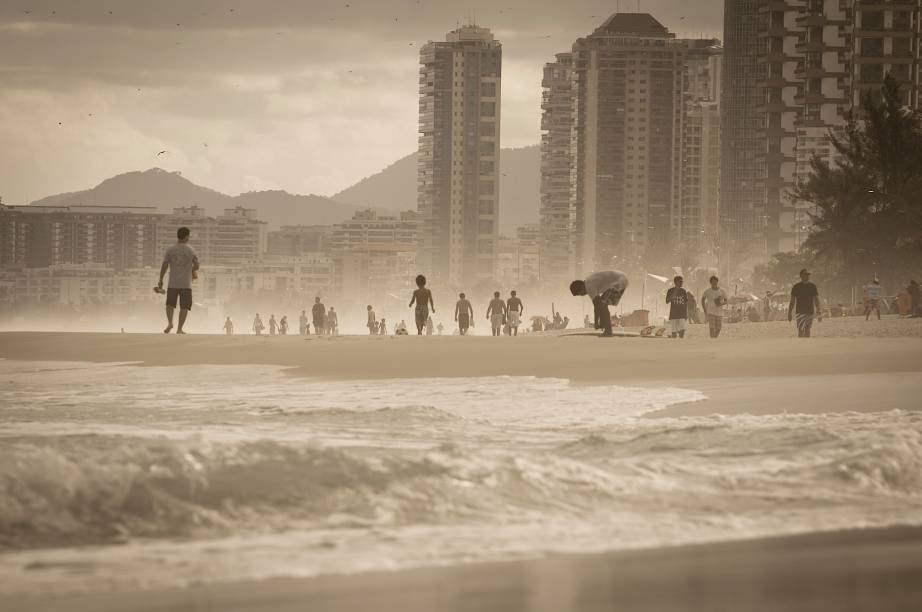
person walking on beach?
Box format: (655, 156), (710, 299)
(379, 318), (387, 335)
(367, 305), (377, 334)
(312, 297), (325, 335)
(299, 310), (309, 335)
(437, 322), (444, 335)
(268, 314), (277, 336)
(506, 290), (524, 336)
(909, 280), (921, 318)
(253, 313), (265, 336)
(279, 315), (289, 335)
(569, 270), (630, 337)
(455, 292), (474, 335)
(327, 307), (338, 335)
(789, 268), (822, 337)
(425, 314), (434, 336)
(701, 276), (728, 338)
(665, 276), (689, 339)
(487, 291), (507, 337)
(157, 226), (199, 334)
(223, 316), (234, 335)
(408, 274), (435, 335)
(864, 278), (882, 321)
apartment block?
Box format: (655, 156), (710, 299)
(0, 204), (162, 270)
(266, 225), (331, 258)
(159, 206), (267, 267)
(329, 209), (419, 304)
(417, 24), (501, 287)
(568, 13), (686, 271)
(539, 53), (575, 281)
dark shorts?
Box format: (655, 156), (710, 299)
(166, 288), (192, 310)
(458, 314), (470, 330)
(415, 308), (429, 329)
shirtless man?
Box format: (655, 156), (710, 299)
(455, 292), (474, 335)
(506, 290), (524, 336)
(486, 291), (507, 337)
(408, 274), (435, 335)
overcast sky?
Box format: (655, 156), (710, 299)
(0, 0), (721, 204)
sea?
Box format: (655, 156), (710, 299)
(1, 359), (920, 596)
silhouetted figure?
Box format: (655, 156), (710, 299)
(312, 297), (325, 335)
(789, 268), (822, 337)
(665, 276), (688, 339)
(299, 310), (309, 335)
(487, 291), (507, 337)
(409, 274), (434, 335)
(455, 292), (474, 335)
(379, 317), (387, 335)
(253, 313), (264, 336)
(908, 280), (921, 318)
(506, 290), (524, 336)
(279, 315), (289, 335)
(367, 305), (377, 334)
(158, 226), (199, 334)
(425, 315), (434, 335)
(327, 307), (338, 335)
(864, 278), (882, 321)
(437, 322), (444, 335)
(269, 314), (277, 336)
(570, 270), (629, 337)
(223, 316), (234, 335)
(701, 276), (728, 338)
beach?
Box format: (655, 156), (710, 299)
(1, 316), (921, 611)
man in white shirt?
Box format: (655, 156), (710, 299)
(157, 227), (199, 334)
(570, 270), (630, 337)
(700, 275), (728, 339)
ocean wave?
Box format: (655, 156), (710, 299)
(0, 435), (621, 550)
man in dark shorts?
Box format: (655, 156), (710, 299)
(312, 297), (326, 335)
(570, 270), (629, 337)
(408, 274), (434, 335)
(157, 226), (199, 334)
(506, 290), (524, 336)
(788, 268), (822, 337)
(455, 292), (474, 335)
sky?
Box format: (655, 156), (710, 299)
(0, 0), (722, 204)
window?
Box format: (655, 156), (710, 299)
(480, 122), (495, 136)
(861, 12), (884, 30)
(861, 63), (884, 81)
(479, 181), (494, 195)
(480, 102), (495, 117)
(861, 38), (883, 56)
(481, 82), (496, 97)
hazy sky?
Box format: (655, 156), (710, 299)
(0, 0), (721, 204)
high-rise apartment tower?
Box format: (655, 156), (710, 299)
(417, 24), (501, 286)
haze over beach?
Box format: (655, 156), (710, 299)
(3, 1), (922, 611)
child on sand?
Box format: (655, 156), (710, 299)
(408, 275), (435, 335)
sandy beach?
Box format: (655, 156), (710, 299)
(2, 316), (921, 611)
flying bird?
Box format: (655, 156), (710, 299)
(157, 150), (168, 156)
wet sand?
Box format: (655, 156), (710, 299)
(7, 526), (922, 612)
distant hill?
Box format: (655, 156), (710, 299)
(29, 168), (364, 229)
(333, 144), (541, 235)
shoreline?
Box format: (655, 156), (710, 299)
(6, 525), (922, 612)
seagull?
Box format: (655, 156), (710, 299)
(157, 150), (168, 156)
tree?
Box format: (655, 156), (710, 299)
(794, 75), (922, 294)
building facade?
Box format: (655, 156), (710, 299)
(158, 206), (267, 267)
(679, 40), (723, 251)
(539, 53), (575, 282)
(568, 13), (686, 272)
(417, 24), (501, 287)
(721, 0), (766, 251)
(266, 225), (331, 258)
(329, 209), (419, 304)
(0, 204), (162, 270)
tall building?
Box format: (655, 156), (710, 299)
(679, 40), (723, 251)
(0, 204), (162, 270)
(417, 24), (501, 287)
(539, 53), (575, 282)
(726, 0), (922, 255)
(721, 0), (765, 251)
(568, 13), (686, 272)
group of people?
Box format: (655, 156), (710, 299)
(236, 298), (338, 336)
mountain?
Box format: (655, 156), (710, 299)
(332, 144), (541, 235)
(29, 168), (364, 229)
